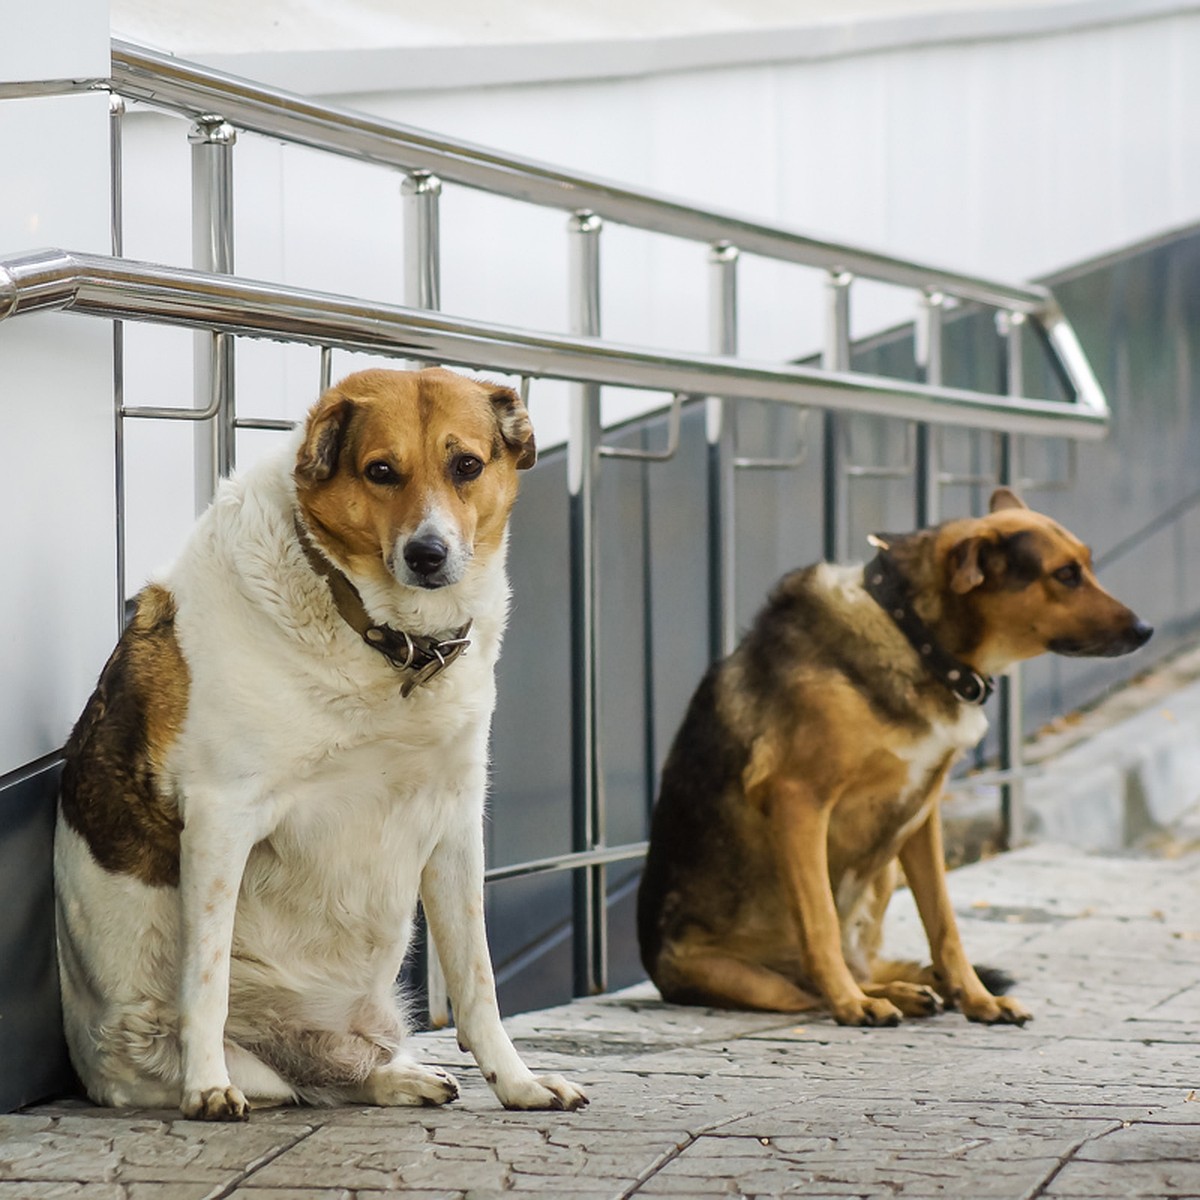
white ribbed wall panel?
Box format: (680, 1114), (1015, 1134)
(0, 52), (114, 772)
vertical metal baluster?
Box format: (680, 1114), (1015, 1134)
(822, 271), (852, 562)
(318, 346), (333, 393)
(402, 170), (452, 1026)
(110, 95), (127, 635)
(915, 291), (945, 529)
(567, 210), (606, 996)
(998, 311), (1027, 848)
(189, 116), (237, 513)
(707, 242), (739, 660)
(403, 171), (441, 312)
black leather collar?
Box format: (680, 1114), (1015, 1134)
(294, 517), (471, 698)
(862, 550), (994, 706)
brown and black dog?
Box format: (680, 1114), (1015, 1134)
(637, 489), (1151, 1026)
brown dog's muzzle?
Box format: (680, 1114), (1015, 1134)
(1049, 616), (1153, 658)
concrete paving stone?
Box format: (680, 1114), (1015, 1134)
(0, 1112), (311, 1187)
(1044, 1159), (1200, 1196)
(1027, 981), (1200, 1022)
(633, 1175), (750, 1194)
(344, 1193), (463, 1200)
(1074, 1121), (1200, 1161)
(9, 835), (1199, 1198)
(1141, 984), (1200, 1023)
(991, 1039), (1199, 1090)
(1132, 1103), (1200, 1125)
(1017, 922), (1200, 966)
(0, 1186), (127, 1200)
(222, 1190), (354, 1200)
(124, 1188), (234, 1200)
(505, 1175), (634, 1195)
(642, 1155), (1065, 1197)
(0, 1187), (229, 1200)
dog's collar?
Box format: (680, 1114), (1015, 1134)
(862, 550), (994, 706)
(294, 517), (472, 698)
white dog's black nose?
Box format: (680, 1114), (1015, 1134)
(404, 535), (449, 577)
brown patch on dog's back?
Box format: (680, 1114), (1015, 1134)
(60, 584), (189, 887)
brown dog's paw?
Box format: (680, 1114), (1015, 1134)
(870, 982), (944, 1018)
(962, 994), (1032, 1026)
(181, 1084), (249, 1121)
(833, 996), (903, 1027)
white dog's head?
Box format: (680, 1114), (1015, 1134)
(293, 367), (536, 592)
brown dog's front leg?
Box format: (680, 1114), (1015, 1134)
(898, 801), (1031, 1025)
(769, 780), (902, 1027)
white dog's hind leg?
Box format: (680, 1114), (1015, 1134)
(346, 1055), (460, 1107)
(225, 1042), (298, 1109)
(420, 821), (588, 1112)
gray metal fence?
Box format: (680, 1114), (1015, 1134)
(0, 39), (1148, 1107)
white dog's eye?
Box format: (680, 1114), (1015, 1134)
(364, 460), (398, 484)
(453, 454), (484, 481)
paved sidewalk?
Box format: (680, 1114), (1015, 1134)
(3, 843), (1198, 1199)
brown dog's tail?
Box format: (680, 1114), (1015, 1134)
(872, 959), (1016, 998)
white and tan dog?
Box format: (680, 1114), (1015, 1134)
(54, 367), (586, 1120)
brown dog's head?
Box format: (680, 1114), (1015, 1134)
(293, 367), (535, 591)
(927, 488), (1152, 675)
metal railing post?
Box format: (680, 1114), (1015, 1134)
(998, 311), (1027, 848)
(707, 241), (739, 660)
(110, 95), (127, 634)
(916, 291), (946, 528)
(822, 271), (852, 562)
(567, 211), (606, 996)
(402, 169), (452, 1026)
(189, 116), (237, 514)
(403, 171), (441, 311)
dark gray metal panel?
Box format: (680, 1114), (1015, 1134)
(645, 404), (714, 778)
(0, 759), (75, 1110)
(486, 449), (574, 975)
(731, 400), (826, 633)
(594, 424), (651, 853)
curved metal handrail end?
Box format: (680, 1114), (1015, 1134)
(1039, 300), (1110, 422)
(0, 265), (17, 320)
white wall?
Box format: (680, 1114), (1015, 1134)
(107, 3), (1200, 594)
(4, 1), (1200, 770)
(0, 4), (114, 774)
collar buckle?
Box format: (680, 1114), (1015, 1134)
(295, 516), (472, 696)
(863, 551), (995, 706)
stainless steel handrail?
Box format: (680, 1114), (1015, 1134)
(107, 40), (1052, 315)
(3, 41), (1113, 1006)
(0, 249), (1109, 439)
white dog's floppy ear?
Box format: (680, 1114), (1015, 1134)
(296, 394), (355, 484)
(491, 385), (537, 470)
(990, 487), (1027, 513)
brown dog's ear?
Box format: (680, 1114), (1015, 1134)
(949, 536), (987, 594)
(990, 487), (1027, 513)
(491, 385), (537, 470)
(295, 395), (355, 484)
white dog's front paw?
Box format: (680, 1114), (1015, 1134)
(494, 1072), (589, 1112)
(359, 1060), (460, 1107)
(181, 1084), (249, 1121)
